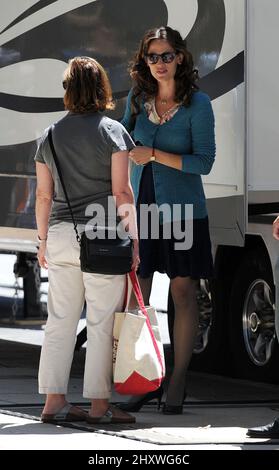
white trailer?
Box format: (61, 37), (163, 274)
(0, 0), (278, 381)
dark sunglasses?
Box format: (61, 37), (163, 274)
(145, 51), (177, 64)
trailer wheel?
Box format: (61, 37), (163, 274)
(228, 251), (279, 383)
(194, 280), (215, 354)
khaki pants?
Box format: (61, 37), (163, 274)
(38, 222), (125, 399)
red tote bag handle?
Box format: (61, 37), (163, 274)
(129, 271), (164, 374)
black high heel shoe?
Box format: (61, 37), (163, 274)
(117, 386), (164, 412)
(162, 390), (187, 415)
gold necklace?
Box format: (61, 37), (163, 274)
(160, 104), (179, 119)
(158, 96), (172, 106)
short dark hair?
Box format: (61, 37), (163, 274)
(63, 56), (115, 113)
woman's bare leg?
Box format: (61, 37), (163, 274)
(128, 274), (154, 309)
(43, 394), (67, 414)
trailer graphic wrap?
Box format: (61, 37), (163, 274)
(0, 0), (244, 232)
(1, 0), (234, 115)
(0, 1), (60, 34)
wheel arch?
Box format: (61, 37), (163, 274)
(214, 234), (273, 287)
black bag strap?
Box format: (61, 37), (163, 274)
(48, 127), (81, 244)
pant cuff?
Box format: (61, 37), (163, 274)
(83, 390), (111, 399)
(39, 387), (68, 394)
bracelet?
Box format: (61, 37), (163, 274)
(37, 235), (47, 243)
(150, 147), (156, 162)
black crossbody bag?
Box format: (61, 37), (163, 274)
(48, 127), (133, 275)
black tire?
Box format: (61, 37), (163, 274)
(228, 250), (279, 383)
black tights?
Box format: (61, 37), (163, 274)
(166, 277), (199, 405)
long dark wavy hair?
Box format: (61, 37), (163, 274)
(129, 26), (199, 118)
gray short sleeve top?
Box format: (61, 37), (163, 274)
(34, 112), (134, 225)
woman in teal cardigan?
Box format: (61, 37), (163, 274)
(121, 26), (216, 413)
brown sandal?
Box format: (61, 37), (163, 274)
(41, 403), (88, 423)
(86, 405), (136, 424)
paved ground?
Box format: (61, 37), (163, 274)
(0, 338), (279, 450)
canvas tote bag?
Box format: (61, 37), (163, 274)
(113, 271), (165, 395)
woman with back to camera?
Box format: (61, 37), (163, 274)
(121, 26), (216, 414)
(35, 56), (139, 424)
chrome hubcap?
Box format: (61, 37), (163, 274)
(242, 279), (275, 366)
